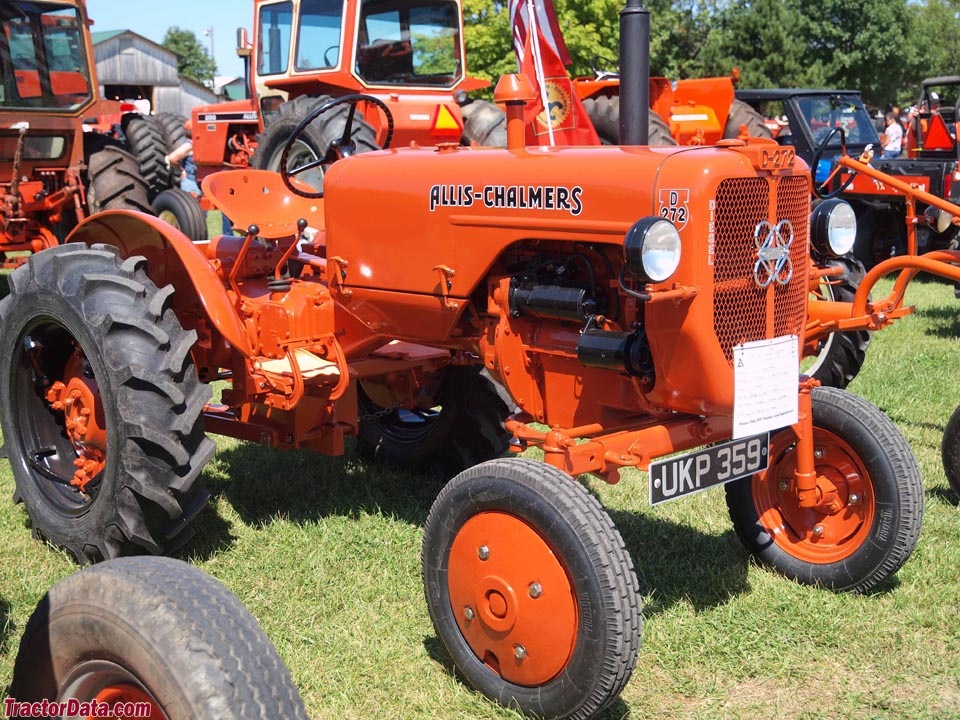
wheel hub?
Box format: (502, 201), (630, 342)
(447, 511), (577, 686)
(756, 430), (875, 563)
(44, 350), (106, 492)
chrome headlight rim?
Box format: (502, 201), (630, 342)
(811, 199), (857, 257)
(623, 217), (682, 283)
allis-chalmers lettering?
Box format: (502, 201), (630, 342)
(429, 184), (584, 215)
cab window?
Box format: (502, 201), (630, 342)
(257, 1), (293, 76)
(295, 0), (343, 70)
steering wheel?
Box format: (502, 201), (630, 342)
(811, 126), (856, 199)
(323, 45), (339, 67)
(279, 94), (394, 199)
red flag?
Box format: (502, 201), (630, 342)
(520, 22), (600, 146)
(509, 0), (570, 68)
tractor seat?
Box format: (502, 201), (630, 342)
(202, 169), (324, 240)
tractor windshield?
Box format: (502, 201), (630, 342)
(0, 2), (93, 111)
(796, 95), (880, 148)
(356, 0), (462, 87)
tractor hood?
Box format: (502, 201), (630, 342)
(322, 141), (810, 299)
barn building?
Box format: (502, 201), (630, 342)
(91, 30), (220, 117)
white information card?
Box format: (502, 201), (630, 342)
(732, 335), (799, 439)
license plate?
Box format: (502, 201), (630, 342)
(648, 433), (770, 506)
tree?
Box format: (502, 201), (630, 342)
(163, 26), (217, 86)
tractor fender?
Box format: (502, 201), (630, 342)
(66, 210), (253, 356)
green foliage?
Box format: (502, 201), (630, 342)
(162, 26), (217, 86)
(463, 0), (960, 108)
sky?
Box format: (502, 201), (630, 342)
(86, 0), (249, 79)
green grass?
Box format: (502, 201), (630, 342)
(1, 276), (959, 719)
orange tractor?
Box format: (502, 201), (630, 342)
(0, 3), (927, 717)
(188, 0), (506, 187)
(0, 0), (207, 269)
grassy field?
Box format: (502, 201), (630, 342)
(0, 275), (958, 719)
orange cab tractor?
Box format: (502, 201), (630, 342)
(0, 0), (207, 269)
(9, 557), (309, 720)
(189, 0), (506, 189)
(0, 3), (926, 718)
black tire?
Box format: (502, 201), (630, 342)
(0, 243), (215, 563)
(152, 188), (208, 242)
(804, 256), (871, 388)
(156, 112), (189, 188)
(156, 112), (188, 155)
(725, 387), (923, 593)
(252, 95), (380, 191)
(422, 458), (641, 719)
(940, 404), (960, 499)
(581, 94), (676, 146)
(460, 99), (507, 147)
(357, 366), (509, 478)
(723, 99), (772, 140)
(121, 113), (170, 200)
(10, 556), (308, 720)
(86, 146), (152, 214)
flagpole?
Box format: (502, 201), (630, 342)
(526, 0), (555, 146)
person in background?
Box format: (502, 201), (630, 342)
(882, 111), (903, 158)
(165, 121), (233, 234)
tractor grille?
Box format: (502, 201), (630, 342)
(713, 175), (809, 365)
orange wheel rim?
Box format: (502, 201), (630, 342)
(93, 683), (164, 719)
(44, 349), (107, 492)
(754, 427), (875, 564)
(448, 511), (577, 686)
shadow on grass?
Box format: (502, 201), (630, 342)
(928, 485), (959, 506)
(199, 437), (442, 531)
(0, 597), (10, 655)
(608, 509), (749, 616)
(916, 304), (960, 338)
(421, 635), (631, 720)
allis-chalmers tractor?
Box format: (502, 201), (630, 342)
(0, 0), (206, 270)
(0, 3), (927, 718)
(188, 0), (506, 187)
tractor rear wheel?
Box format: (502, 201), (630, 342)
(723, 99), (772, 140)
(10, 556), (309, 720)
(803, 256), (871, 388)
(357, 366), (510, 478)
(582, 94), (676, 146)
(940, 404), (960, 499)
(86, 147), (152, 214)
(253, 95), (380, 191)
(122, 114), (170, 200)
(0, 244), (214, 563)
(422, 458), (641, 720)
(157, 112), (189, 187)
(725, 387), (923, 593)
(460, 99), (507, 147)
(152, 188), (208, 242)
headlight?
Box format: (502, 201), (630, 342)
(811, 199), (856, 257)
(624, 218), (682, 283)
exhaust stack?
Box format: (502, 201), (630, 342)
(619, 0), (650, 145)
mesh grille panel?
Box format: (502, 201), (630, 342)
(713, 175), (808, 364)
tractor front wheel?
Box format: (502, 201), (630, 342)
(939, 404), (960, 499)
(422, 458), (642, 719)
(725, 387), (923, 593)
(804, 255), (871, 388)
(152, 188), (208, 242)
(0, 244), (215, 563)
(10, 556), (309, 720)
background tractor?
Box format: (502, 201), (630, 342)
(0, 2), (928, 718)
(0, 0), (207, 267)
(186, 0), (507, 189)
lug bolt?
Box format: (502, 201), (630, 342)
(779, 481), (789, 491)
(514, 644), (527, 661)
(478, 545), (490, 561)
(812, 525), (824, 536)
(529, 582), (542, 599)
(464, 606), (475, 621)
(849, 493), (860, 505)
(814, 448), (825, 459)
